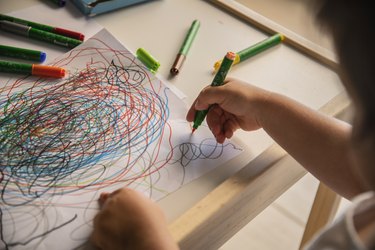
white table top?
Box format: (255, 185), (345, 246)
(0, 0), (345, 247)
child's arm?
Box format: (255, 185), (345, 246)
(187, 78), (365, 199)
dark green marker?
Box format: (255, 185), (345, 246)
(0, 44), (46, 62)
(192, 51), (236, 132)
(0, 20), (82, 49)
(0, 60), (65, 78)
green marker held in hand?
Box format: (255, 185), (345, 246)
(192, 51), (236, 133)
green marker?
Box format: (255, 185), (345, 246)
(170, 20), (200, 75)
(0, 14), (84, 41)
(136, 48), (160, 74)
(0, 44), (46, 62)
(0, 20), (82, 49)
(192, 52), (236, 132)
(0, 60), (65, 78)
(213, 33), (284, 72)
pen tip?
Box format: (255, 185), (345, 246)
(192, 128), (196, 133)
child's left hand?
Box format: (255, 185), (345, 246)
(91, 187), (178, 250)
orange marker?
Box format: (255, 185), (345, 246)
(0, 60), (65, 78)
(32, 64), (65, 78)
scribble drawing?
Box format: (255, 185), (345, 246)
(0, 31), (242, 249)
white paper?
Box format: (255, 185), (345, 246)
(0, 29), (242, 250)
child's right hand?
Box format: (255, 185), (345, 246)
(186, 78), (272, 143)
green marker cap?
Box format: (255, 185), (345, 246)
(136, 48), (160, 73)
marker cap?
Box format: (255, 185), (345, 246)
(54, 27), (84, 41)
(32, 65), (65, 78)
(226, 51), (236, 60)
(39, 52), (47, 63)
(136, 48), (160, 73)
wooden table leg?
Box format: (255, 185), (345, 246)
(299, 182), (341, 249)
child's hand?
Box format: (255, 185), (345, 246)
(187, 78), (271, 143)
(91, 188), (178, 250)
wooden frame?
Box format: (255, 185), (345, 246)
(206, 0), (338, 71)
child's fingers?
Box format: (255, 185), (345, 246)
(206, 105), (224, 135)
(194, 86), (227, 110)
(98, 188), (123, 207)
(215, 133), (226, 144)
(224, 119), (238, 139)
(99, 192), (110, 207)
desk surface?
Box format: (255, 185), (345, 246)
(0, 0), (345, 248)
(235, 0), (334, 52)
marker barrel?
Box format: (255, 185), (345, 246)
(238, 33), (284, 61)
(170, 20), (200, 75)
(0, 45), (46, 62)
(28, 26), (82, 48)
(0, 20), (29, 35)
(0, 60), (65, 78)
(193, 52), (235, 130)
(0, 14), (53, 32)
(179, 20), (200, 55)
(211, 52), (236, 87)
(0, 60), (32, 74)
(170, 54), (185, 75)
(192, 109), (208, 130)
(213, 33), (284, 71)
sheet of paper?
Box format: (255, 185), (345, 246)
(0, 29), (242, 250)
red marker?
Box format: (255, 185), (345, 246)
(0, 14), (85, 41)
